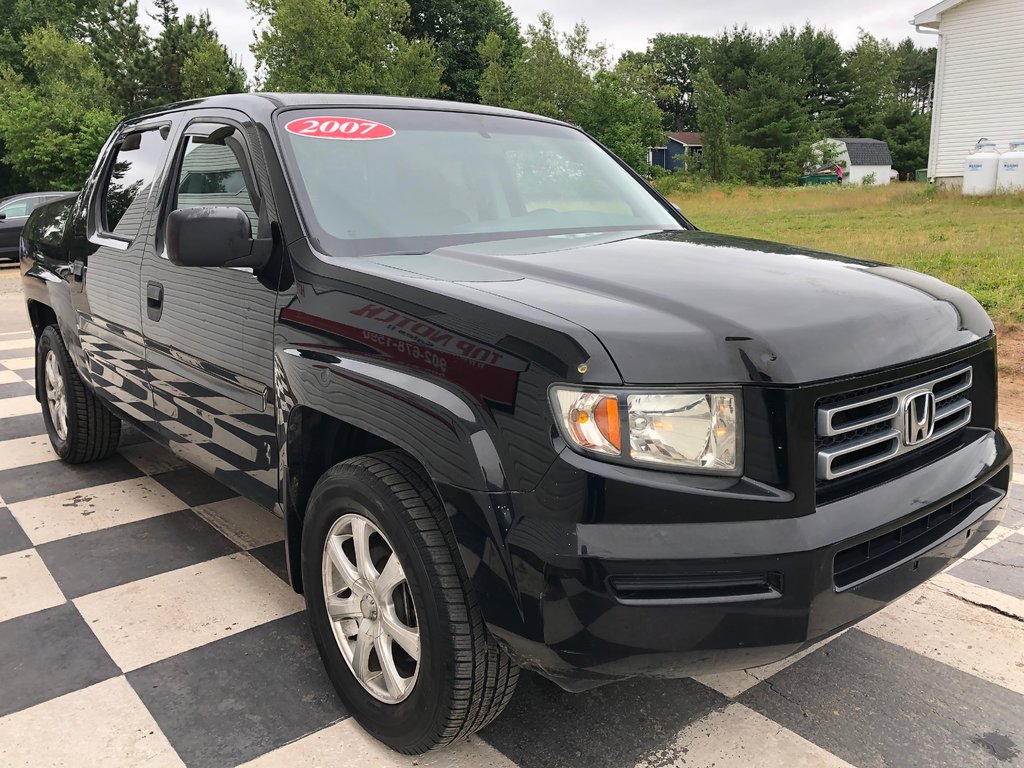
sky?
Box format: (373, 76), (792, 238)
(140, 0), (939, 83)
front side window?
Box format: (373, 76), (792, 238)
(0, 197), (37, 218)
(101, 129), (167, 238)
(277, 109), (682, 258)
(173, 134), (259, 233)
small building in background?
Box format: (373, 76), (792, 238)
(648, 132), (703, 173)
(815, 138), (895, 185)
(913, 0), (1024, 186)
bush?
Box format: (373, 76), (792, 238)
(651, 169), (708, 196)
(725, 144), (764, 185)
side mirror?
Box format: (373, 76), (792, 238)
(166, 206), (270, 269)
(0, 212), (6, 221)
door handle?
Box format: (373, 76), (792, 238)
(146, 281), (164, 321)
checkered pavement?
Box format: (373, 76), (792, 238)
(1, 325), (1022, 768)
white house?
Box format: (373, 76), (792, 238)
(913, 0), (1024, 185)
(815, 138), (894, 185)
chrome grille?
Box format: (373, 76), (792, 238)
(816, 366), (972, 481)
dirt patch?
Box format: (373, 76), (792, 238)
(998, 327), (1024, 426)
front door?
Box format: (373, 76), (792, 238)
(141, 113), (280, 508)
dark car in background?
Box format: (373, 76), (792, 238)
(0, 192), (77, 261)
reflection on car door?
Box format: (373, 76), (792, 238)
(141, 115), (280, 508)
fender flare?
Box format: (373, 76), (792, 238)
(275, 346), (525, 630)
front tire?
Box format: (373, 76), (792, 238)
(37, 325), (121, 463)
(301, 450), (518, 753)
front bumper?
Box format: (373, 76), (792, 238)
(492, 427), (1011, 691)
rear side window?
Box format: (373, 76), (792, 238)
(101, 129), (167, 238)
(0, 197), (37, 217)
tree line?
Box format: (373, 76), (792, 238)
(0, 0), (935, 196)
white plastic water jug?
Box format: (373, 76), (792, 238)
(996, 140), (1024, 192)
(962, 140), (1000, 196)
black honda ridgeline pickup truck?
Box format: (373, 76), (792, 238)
(21, 94), (1011, 753)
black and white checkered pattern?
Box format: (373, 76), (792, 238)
(1, 326), (1022, 768)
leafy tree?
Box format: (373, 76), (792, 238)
(509, 12), (600, 123)
(478, 31), (510, 106)
(0, 26), (118, 189)
(631, 32), (709, 131)
(346, 0), (443, 96)
(882, 103), (931, 177)
(612, 50), (673, 110)
(692, 68), (728, 181)
(501, 13), (664, 173)
(0, 0), (105, 193)
(582, 68), (664, 171)
(249, 0), (349, 91)
(0, 0), (100, 77)
(402, 0), (521, 102)
(250, 0), (442, 97)
(725, 143), (764, 184)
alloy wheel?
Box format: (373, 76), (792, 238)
(44, 349), (68, 441)
(322, 513), (421, 704)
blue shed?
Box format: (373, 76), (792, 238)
(648, 132), (703, 172)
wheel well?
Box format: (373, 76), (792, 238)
(285, 406), (418, 592)
(27, 301), (58, 338)
(286, 406), (404, 522)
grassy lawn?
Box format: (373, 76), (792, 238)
(666, 184), (1024, 328)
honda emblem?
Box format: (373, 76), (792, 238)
(903, 391), (936, 446)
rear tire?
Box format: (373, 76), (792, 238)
(301, 450), (518, 753)
(37, 325), (121, 463)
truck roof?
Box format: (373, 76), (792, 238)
(125, 92), (565, 127)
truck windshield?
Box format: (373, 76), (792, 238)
(276, 108), (683, 258)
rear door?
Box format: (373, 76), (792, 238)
(140, 112), (280, 507)
(73, 121), (175, 416)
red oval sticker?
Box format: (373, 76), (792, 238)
(284, 116), (396, 141)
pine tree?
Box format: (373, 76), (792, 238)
(90, 0), (155, 113)
(148, 2), (245, 105)
(732, 33), (814, 183)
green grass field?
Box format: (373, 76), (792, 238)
(666, 184), (1024, 328)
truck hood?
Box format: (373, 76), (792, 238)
(365, 230), (992, 385)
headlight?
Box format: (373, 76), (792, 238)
(550, 387), (740, 474)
